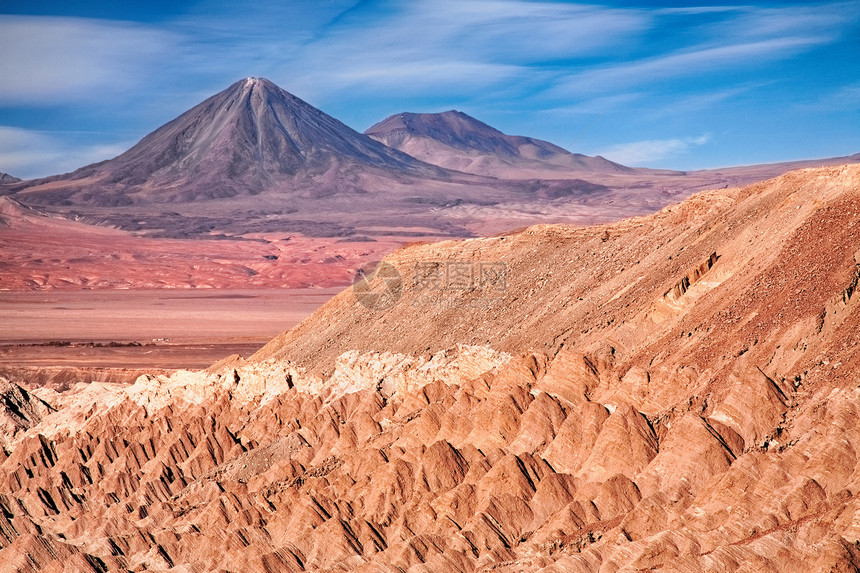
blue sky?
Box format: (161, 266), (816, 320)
(0, 0), (858, 179)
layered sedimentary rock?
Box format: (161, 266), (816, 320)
(2, 164), (860, 571)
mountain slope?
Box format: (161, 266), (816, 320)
(1, 165), (860, 570)
(0, 172), (20, 184)
(365, 110), (634, 178)
(7, 78), (445, 207)
(256, 163), (860, 380)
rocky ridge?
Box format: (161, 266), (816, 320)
(1, 165), (860, 570)
(365, 111), (633, 178)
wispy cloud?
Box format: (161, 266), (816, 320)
(655, 6), (746, 16)
(553, 2), (855, 96)
(798, 82), (860, 111)
(555, 36), (827, 96)
(598, 135), (711, 166)
(642, 85), (764, 121)
(281, 0), (648, 99)
(713, 3), (852, 41)
(0, 0), (856, 174)
(0, 16), (177, 104)
(0, 126), (129, 179)
(2, 2), (853, 108)
(537, 93), (646, 117)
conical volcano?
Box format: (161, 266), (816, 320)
(9, 78), (443, 206)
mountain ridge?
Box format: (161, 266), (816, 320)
(365, 110), (636, 178)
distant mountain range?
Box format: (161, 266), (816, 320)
(0, 172), (19, 184)
(4, 78), (447, 207)
(2, 78), (857, 239)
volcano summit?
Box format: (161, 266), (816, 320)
(7, 78), (445, 207)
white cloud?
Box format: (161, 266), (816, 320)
(407, 0), (647, 62)
(280, 0), (648, 98)
(0, 16), (178, 104)
(551, 2), (856, 97)
(655, 7), (745, 16)
(0, 126), (129, 180)
(714, 4), (853, 40)
(555, 36), (826, 95)
(537, 93), (646, 116)
(310, 60), (523, 94)
(598, 135), (711, 166)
